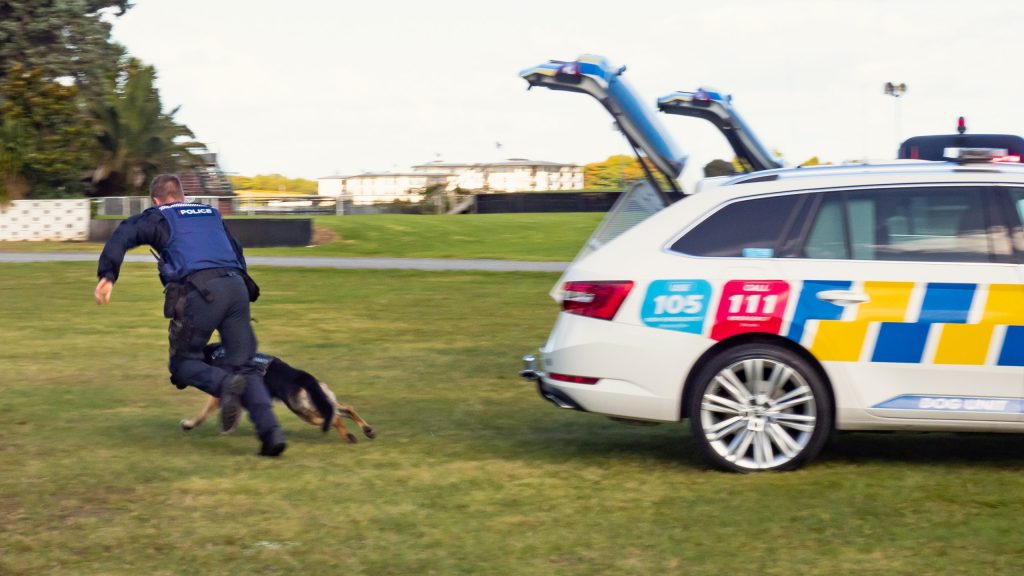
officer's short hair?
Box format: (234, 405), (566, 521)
(150, 174), (185, 203)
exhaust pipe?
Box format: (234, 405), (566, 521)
(541, 387), (583, 410)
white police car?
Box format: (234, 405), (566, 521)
(519, 55), (1024, 472)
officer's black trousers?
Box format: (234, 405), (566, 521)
(167, 271), (280, 440)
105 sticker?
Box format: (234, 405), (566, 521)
(641, 280), (712, 334)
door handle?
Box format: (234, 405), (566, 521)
(816, 290), (870, 306)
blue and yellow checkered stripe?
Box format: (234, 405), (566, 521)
(786, 281), (1024, 367)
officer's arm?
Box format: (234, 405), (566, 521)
(97, 213), (148, 283)
(224, 223), (248, 271)
(95, 211), (161, 304)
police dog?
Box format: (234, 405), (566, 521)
(179, 344), (376, 443)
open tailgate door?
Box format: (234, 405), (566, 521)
(520, 55), (687, 300)
(521, 54), (687, 203)
(658, 89), (783, 172)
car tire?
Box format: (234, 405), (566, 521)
(687, 343), (833, 472)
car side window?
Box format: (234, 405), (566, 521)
(801, 187), (992, 263)
(670, 194), (801, 257)
(1012, 189), (1024, 225)
(803, 195), (847, 259)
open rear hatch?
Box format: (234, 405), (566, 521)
(521, 55), (689, 299)
(521, 56), (788, 301)
(657, 89), (783, 172)
(521, 55), (686, 202)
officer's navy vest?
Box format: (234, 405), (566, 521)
(157, 203), (242, 283)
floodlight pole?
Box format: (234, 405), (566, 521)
(884, 82), (908, 147)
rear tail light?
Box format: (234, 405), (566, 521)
(561, 280), (634, 320)
(548, 372), (600, 385)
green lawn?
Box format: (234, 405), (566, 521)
(2, 263), (1024, 575)
(0, 213), (604, 261)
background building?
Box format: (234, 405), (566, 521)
(179, 152), (234, 196)
(318, 158), (583, 204)
(412, 159), (583, 192)
(316, 172), (449, 205)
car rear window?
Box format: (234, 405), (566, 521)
(670, 194), (801, 257)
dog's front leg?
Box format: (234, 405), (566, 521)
(180, 396), (220, 431)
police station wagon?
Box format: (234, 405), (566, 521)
(518, 55), (1024, 472)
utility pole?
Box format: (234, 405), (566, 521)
(884, 82), (908, 147)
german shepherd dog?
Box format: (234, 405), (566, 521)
(179, 344), (376, 443)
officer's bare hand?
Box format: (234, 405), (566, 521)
(95, 278), (114, 305)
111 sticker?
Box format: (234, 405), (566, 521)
(711, 280), (791, 340)
(725, 292), (782, 315)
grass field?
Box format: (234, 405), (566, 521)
(3, 262), (1024, 575)
(0, 213), (603, 261)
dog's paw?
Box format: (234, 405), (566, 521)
(362, 425), (376, 440)
(180, 419), (195, 432)
(345, 432), (359, 444)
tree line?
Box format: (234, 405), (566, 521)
(0, 0), (201, 203)
(584, 151), (828, 188)
(229, 174), (318, 195)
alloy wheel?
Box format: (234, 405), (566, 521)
(698, 357), (818, 470)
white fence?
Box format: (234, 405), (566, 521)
(94, 195), (342, 217)
(0, 199), (90, 241)
(94, 194), (476, 217)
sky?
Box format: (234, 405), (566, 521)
(110, 0), (1024, 184)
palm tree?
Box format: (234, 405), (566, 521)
(0, 116), (29, 204)
(90, 59), (203, 196)
(0, 64), (96, 202)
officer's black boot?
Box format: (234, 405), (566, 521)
(220, 374), (247, 434)
(258, 428), (287, 457)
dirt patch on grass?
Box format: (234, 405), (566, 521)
(310, 226), (339, 245)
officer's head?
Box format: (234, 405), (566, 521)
(150, 174), (185, 206)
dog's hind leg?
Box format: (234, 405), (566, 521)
(328, 413), (359, 444)
(180, 396), (220, 431)
(337, 404), (376, 439)
(312, 381), (374, 442)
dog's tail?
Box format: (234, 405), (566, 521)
(297, 372), (335, 433)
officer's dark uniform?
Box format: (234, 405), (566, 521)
(97, 202), (282, 443)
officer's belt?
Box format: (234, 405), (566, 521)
(184, 267), (241, 302)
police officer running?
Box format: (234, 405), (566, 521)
(94, 174), (286, 456)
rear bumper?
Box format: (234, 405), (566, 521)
(521, 353), (587, 412)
